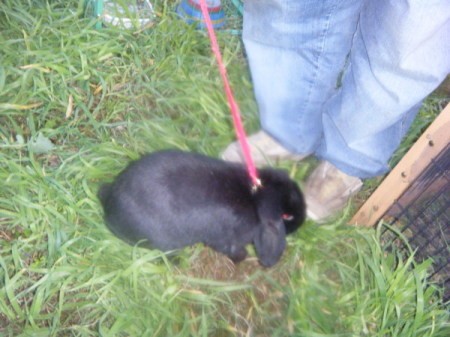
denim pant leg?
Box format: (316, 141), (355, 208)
(315, 0), (450, 178)
(243, 0), (364, 155)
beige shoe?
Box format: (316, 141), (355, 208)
(304, 161), (363, 222)
(221, 130), (308, 166)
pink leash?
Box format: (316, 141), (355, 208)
(198, 0), (262, 190)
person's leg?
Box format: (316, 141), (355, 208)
(224, 0), (449, 222)
(305, 0), (450, 221)
(222, 0), (364, 164)
(316, 0), (450, 179)
(241, 0), (364, 155)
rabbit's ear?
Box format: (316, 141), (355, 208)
(253, 188), (287, 267)
(254, 218), (286, 267)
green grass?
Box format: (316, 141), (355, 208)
(1, 1), (449, 336)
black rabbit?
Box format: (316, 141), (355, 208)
(98, 150), (305, 267)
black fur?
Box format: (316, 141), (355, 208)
(98, 150), (306, 267)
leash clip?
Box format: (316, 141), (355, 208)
(251, 178), (263, 194)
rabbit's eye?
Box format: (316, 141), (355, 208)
(282, 214), (294, 221)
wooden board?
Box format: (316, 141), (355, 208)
(351, 103), (450, 227)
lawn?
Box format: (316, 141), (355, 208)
(0, 1), (449, 336)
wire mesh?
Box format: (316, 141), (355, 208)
(381, 142), (450, 301)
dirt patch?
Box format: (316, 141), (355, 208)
(181, 247), (290, 335)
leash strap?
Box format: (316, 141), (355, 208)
(198, 0), (261, 189)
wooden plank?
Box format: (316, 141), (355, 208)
(351, 103), (450, 227)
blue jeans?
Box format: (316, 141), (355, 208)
(243, 0), (450, 178)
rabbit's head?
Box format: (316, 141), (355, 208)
(253, 169), (305, 267)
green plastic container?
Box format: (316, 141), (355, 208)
(84, 0), (155, 29)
